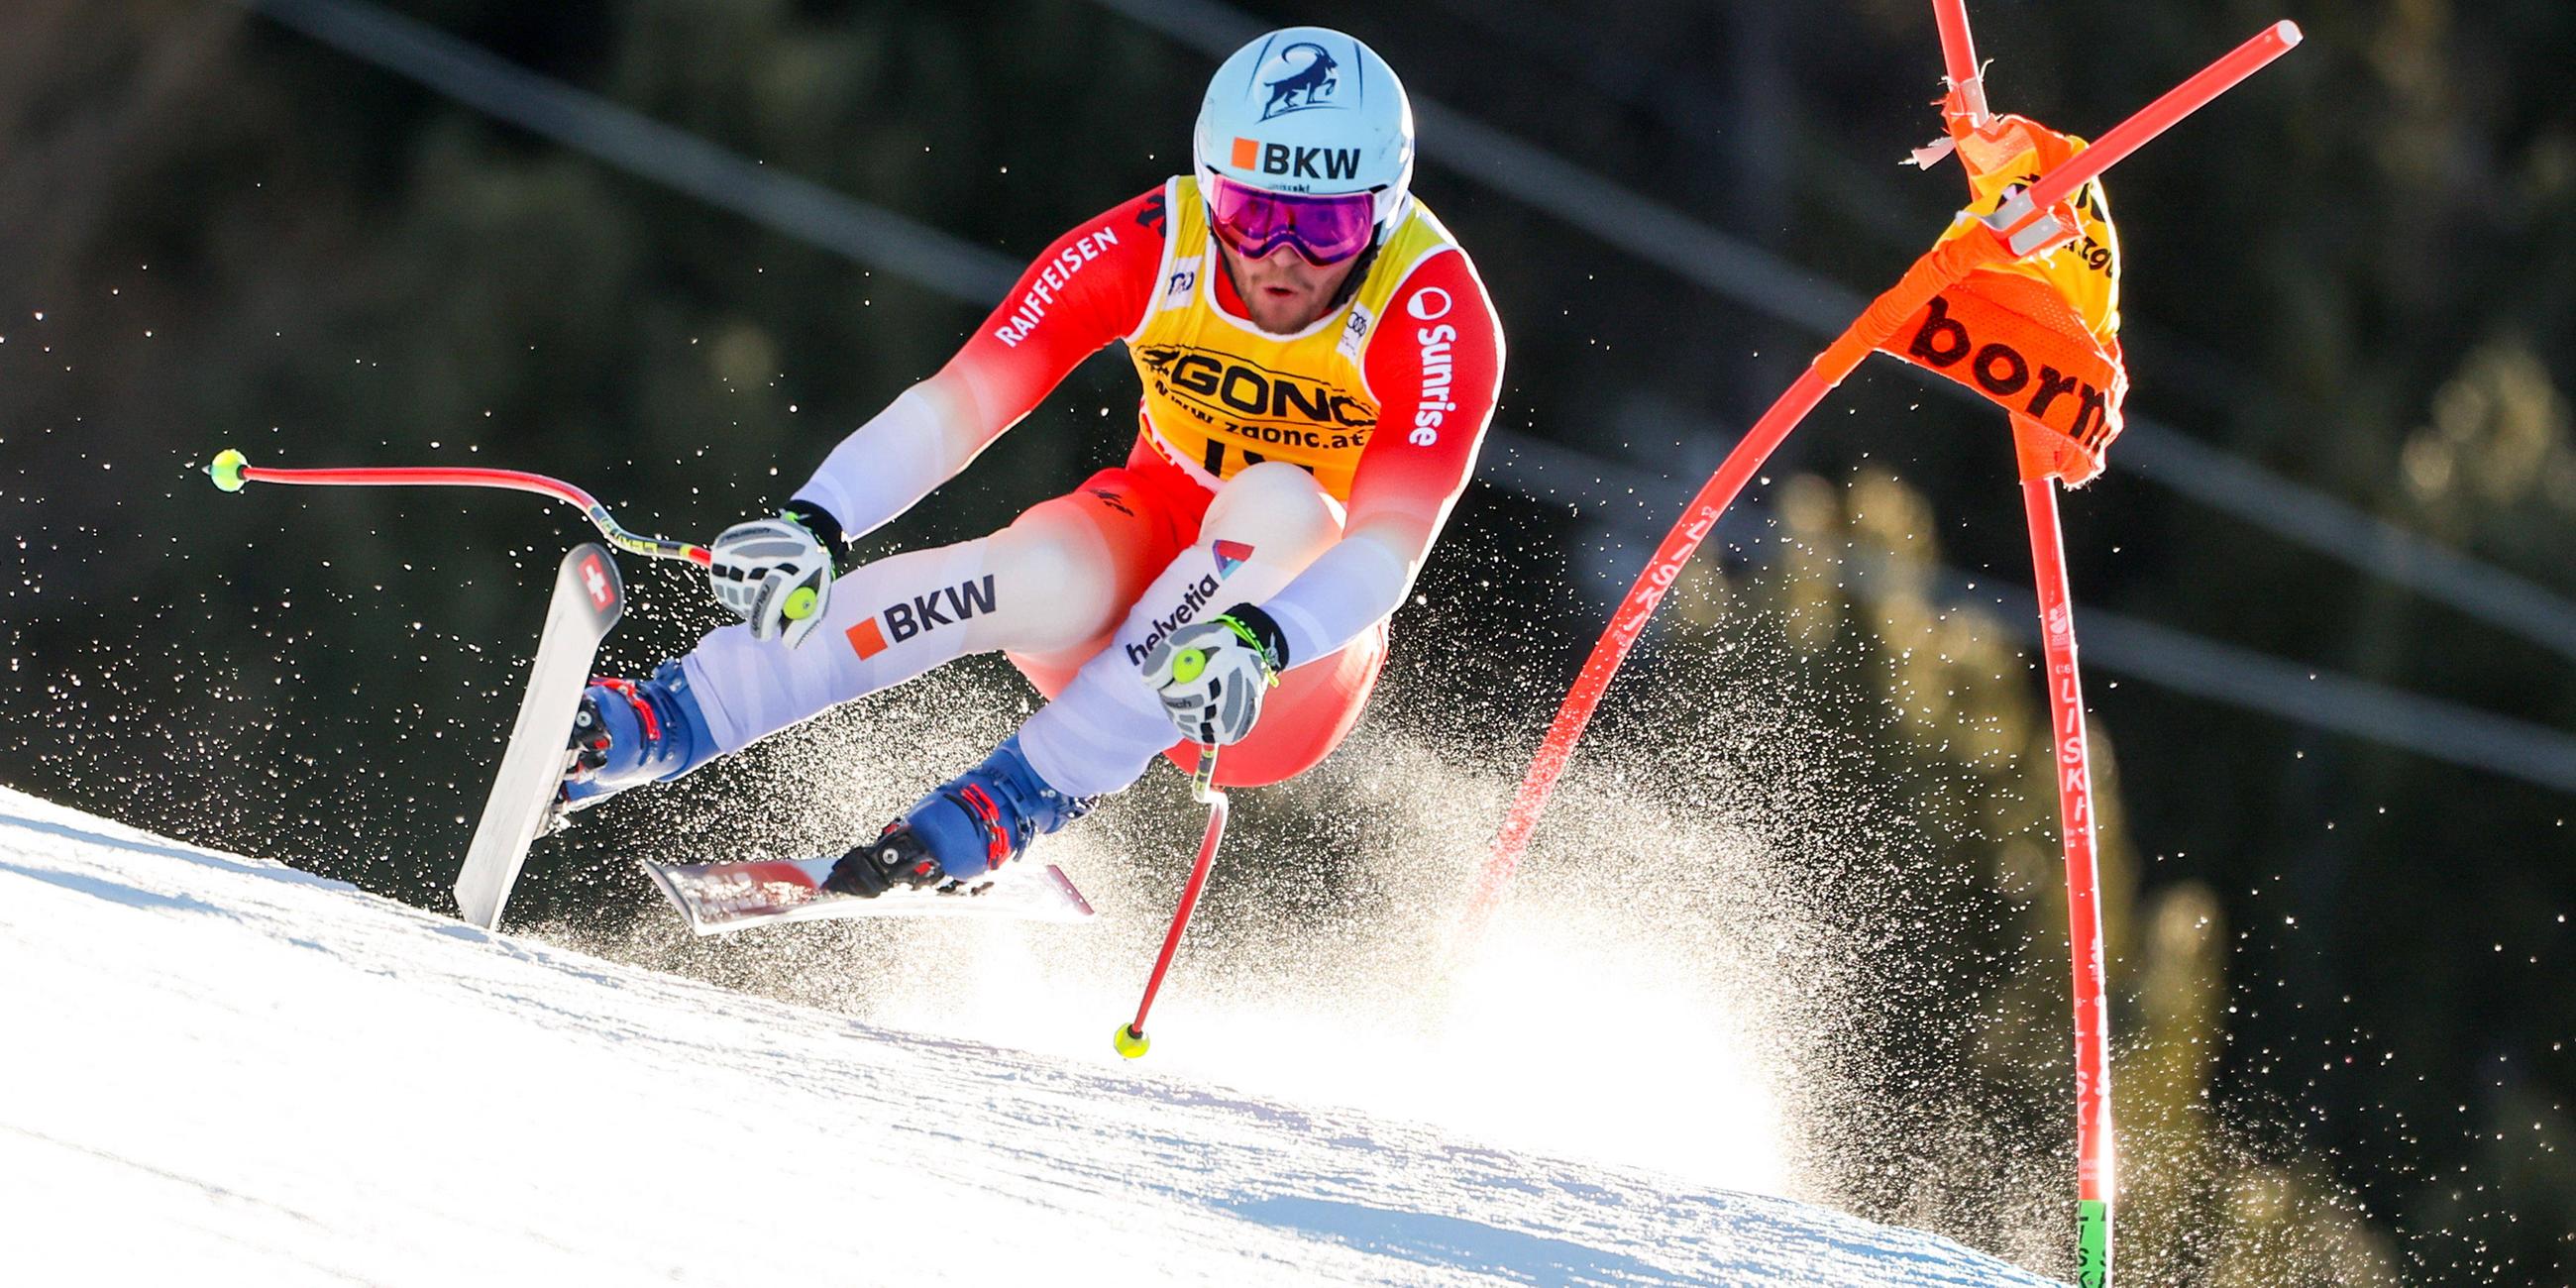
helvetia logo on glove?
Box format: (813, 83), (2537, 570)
(1126, 573), (1225, 668)
(847, 575), (998, 660)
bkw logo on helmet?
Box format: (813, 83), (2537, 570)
(1229, 137), (1364, 183)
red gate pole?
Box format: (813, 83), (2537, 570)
(1458, 19), (2302, 949)
(1940, 5), (2112, 1279)
(1458, 29), (2300, 1285)
(2022, 474), (2116, 1287)
(1460, 368), (1832, 943)
(1932, 0), (1989, 128)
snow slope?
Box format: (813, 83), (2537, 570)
(0, 786), (2061, 1286)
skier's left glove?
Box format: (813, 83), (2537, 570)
(1139, 604), (1289, 746)
(707, 503), (847, 649)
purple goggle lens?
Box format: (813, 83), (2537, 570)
(1205, 174), (1377, 267)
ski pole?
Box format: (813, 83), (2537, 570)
(1113, 745), (1227, 1059)
(206, 448), (713, 567)
(1461, 20), (2303, 938)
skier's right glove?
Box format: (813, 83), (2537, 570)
(707, 503), (846, 649)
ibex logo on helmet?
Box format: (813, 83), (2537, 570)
(1259, 42), (1342, 119)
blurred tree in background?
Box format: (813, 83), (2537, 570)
(2, 0), (2569, 1281)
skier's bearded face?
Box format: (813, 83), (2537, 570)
(1220, 242), (1361, 334)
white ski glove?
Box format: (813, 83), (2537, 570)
(1138, 604), (1288, 746)
(707, 506), (843, 648)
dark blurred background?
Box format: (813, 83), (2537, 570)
(3, 0), (2569, 1282)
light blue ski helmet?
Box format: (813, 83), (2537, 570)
(1192, 27), (1416, 233)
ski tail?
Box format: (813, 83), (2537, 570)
(454, 544), (625, 929)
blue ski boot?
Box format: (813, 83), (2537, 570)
(823, 736), (1093, 898)
(562, 660), (716, 807)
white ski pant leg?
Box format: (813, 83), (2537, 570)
(1019, 463), (1343, 799)
(680, 501), (1124, 752)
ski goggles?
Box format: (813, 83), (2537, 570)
(1203, 173), (1379, 267)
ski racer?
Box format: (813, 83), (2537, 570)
(564, 27), (1504, 898)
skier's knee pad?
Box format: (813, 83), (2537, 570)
(1201, 462), (1343, 575)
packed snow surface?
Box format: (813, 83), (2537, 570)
(0, 787), (2059, 1286)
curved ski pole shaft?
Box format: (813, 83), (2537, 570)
(1116, 746), (1227, 1058)
(2022, 479), (2114, 1287)
(206, 450), (712, 567)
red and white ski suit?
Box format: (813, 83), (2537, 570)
(680, 182), (1504, 793)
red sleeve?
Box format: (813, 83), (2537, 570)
(1348, 248), (1506, 534)
(1252, 248), (1506, 666)
(939, 185), (1171, 427)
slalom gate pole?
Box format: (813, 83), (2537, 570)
(1462, 14), (2299, 930)
(1457, 2), (2301, 1040)
(1933, 7), (2111, 1276)
(204, 449), (712, 567)
(1114, 745), (1227, 1059)
(1986, 22), (2303, 244)
(1460, 369), (1828, 947)
(1956, 13), (2295, 1285)
(1457, 220), (2019, 948)
(2023, 473), (2115, 1287)
(1931, 0), (1989, 127)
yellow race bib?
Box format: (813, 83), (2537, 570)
(1127, 175), (1459, 498)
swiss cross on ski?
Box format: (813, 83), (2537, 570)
(580, 554), (613, 609)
